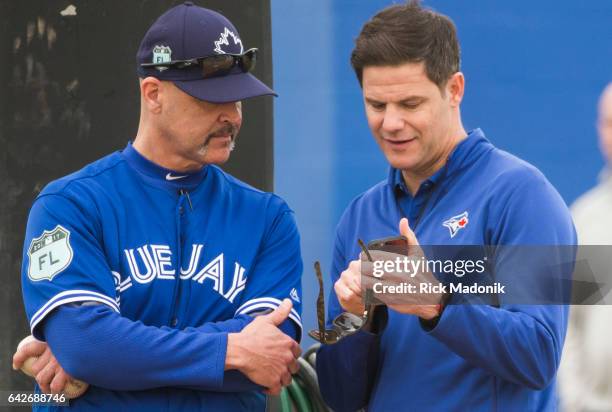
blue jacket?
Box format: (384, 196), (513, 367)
(21, 143), (303, 411)
(316, 129), (575, 411)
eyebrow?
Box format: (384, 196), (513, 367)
(365, 97), (384, 105)
(364, 96), (427, 105)
(401, 96), (427, 104)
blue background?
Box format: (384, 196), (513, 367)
(271, 0), (612, 346)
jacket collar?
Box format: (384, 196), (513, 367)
(122, 142), (208, 191)
(388, 128), (493, 194)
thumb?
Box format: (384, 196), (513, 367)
(399, 217), (419, 246)
(13, 336), (45, 370)
(263, 298), (293, 326)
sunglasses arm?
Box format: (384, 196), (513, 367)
(361, 304), (388, 335)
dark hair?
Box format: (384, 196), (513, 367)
(350, 0), (460, 91)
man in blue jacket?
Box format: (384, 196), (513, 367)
(316, 2), (575, 411)
(12, 3), (302, 411)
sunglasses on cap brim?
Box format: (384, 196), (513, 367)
(140, 48), (257, 79)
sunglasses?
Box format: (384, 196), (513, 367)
(140, 48), (257, 78)
(308, 239), (375, 344)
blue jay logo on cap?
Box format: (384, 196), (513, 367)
(214, 27), (243, 54)
(152, 45), (172, 71)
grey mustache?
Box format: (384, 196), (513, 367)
(208, 124), (238, 138)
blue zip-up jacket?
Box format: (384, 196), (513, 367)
(316, 129), (575, 411)
(21, 143), (303, 411)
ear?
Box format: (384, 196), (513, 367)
(140, 77), (163, 114)
(446, 72), (465, 108)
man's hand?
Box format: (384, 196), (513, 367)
(13, 336), (68, 393)
(225, 299), (301, 395)
(334, 259), (365, 316)
(12, 335), (88, 398)
(356, 218), (442, 320)
(385, 218), (442, 320)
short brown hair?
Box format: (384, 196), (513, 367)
(350, 0), (460, 90)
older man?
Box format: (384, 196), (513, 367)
(558, 83), (612, 411)
(315, 1), (575, 411)
(12, 3), (302, 411)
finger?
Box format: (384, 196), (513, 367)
(264, 385), (283, 396)
(341, 266), (362, 297)
(290, 342), (302, 359)
(13, 342), (47, 368)
(263, 299), (293, 326)
(36, 362), (57, 394)
(16, 336), (46, 353)
(334, 278), (365, 313)
(31, 349), (52, 376)
(399, 217), (419, 246)
(388, 303), (440, 319)
(13, 340), (47, 370)
(12, 351), (27, 370)
(50, 370), (68, 394)
(334, 280), (354, 303)
(288, 359), (300, 375)
(264, 386), (282, 396)
(281, 371), (292, 387)
(348, 259), (361, 275)
(349, 271), (362, 295)
(339, 288), (364, 313)
(388, 303), (419, 315)
(339, 275), (361, 297)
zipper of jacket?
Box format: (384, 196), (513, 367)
(168, 189), (190, 327)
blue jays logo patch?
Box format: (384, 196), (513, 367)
(442, 211), (469, 238)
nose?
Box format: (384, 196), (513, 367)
(381, 104), (404, 134)
(218, 101), (242, 125)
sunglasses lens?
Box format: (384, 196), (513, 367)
(197, 49), (258, 78)
(333, 312), (363, 333)
(240, 49), (257, 73)
(200, 54), (234, 78)
(308, 328), (341, 344)
(308, 329), (323, 342)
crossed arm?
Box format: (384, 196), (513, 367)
(13, 299), (300, 396)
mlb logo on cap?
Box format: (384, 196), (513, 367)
(152, 46), (172, 65)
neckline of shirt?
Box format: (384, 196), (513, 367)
(121, 142), (208, 191)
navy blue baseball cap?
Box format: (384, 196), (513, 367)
(136, 1), (277, 103)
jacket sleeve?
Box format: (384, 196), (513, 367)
(44, 304), (300, 393)
(43, 304), (229, 391)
